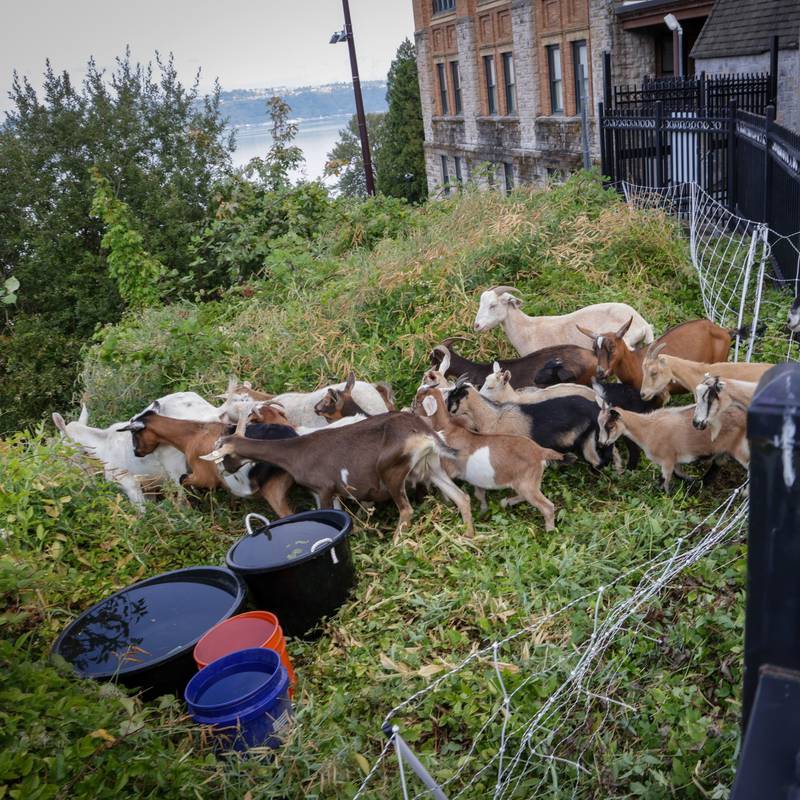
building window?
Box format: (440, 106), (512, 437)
(454, 156), (463, 185)
(572, 40), (588, 114)
(432, 0), (455, 13)
(441, 155), (450, 195)
(503, 162), (514, 194)
(483, 55), (498, 115)
(450, 61), (462, 115)
(546, 44), (563, 114)
(502, 52), (517, 115)
(436, 62), (449, 115)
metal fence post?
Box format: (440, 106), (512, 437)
(655, 101), (664, 188)
(742, 364), (800, 730)
(727, 100), (737, 212)
(602, 51), (612, 110)
(598, 101), (608, 181)
(769, 35), (779, 110)
(763, 105), (775, 224)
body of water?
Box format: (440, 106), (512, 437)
(231, 115), (352, 183)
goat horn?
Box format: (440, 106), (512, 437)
(199, 443), (235, 463)
(454, 373), (471, 389)
(491, 285), (519, 296)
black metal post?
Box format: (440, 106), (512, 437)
(599, 101), (608, 181)
(742, 364), (800, 731)
(655, 101), (664, 188)
(727, 100), (737, 212)
(602, 51), (612, 110)
(769, 35), (779, 110)
(763, 105), (775, 224)
(341, 0), (375, 195)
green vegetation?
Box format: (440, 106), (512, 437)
(0, 52), (233, 432)
(2, 174), (774, 799)
(325, 112), (387, 198)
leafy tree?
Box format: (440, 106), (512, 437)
(325, 112), (386, 197)
(375, 39), (427, 204)
(242, 96), (305, 190)
(0, 51), (233, 431)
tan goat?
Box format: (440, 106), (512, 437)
(692, 375), (758, 438)
(596, 402), (749, 491)
(639, 345), (773, 401)
(414, 386), (565, 530)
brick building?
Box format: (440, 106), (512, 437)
(412, 0), (713, 194)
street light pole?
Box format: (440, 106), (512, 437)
(339, 0), (375, 195)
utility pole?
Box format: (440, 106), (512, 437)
(331, 0), (375, 195)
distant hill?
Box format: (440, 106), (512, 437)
(219, 81), (388, 127)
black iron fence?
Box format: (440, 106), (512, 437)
(599, 101), (800, 281)
(612, 72), (771, 115)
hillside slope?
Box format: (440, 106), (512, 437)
(2, 175), (750, 799)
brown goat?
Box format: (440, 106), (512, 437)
(314, 372), (371, 422)
(414, 386), (564, 529)
(576, 318), (741, 393)
(201, 412), (474, 535)
(119, 404), (295, 516)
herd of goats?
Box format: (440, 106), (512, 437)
(52, 286), (784, 536)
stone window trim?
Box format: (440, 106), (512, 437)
(476, 115), (520, 123)
(436, 61), (450, 116)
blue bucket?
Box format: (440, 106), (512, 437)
(185, 647), (292, 750)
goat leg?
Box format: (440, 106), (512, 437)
(474, 487), (489, 517)
(259, 471), (295, 518)
(429, 471), (474, 537)
(625, 438), (642, 470)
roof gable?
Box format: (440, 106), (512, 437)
(691, 0), (799, 59)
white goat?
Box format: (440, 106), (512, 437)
(219, 381), (389, 429)
(473, 286), (654, 355)
(52, 407), (186, 509)
(479, 362), (596, 403)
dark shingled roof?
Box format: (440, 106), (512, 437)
(692, 0), (799, 59)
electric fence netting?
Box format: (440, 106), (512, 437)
(352, 182), (800, 800)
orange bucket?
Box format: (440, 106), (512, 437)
(193, 611), (296, 687)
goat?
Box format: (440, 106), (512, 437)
(200, 412), (474, 536)
(577, 317), (753, 393)
(155, 391), (223, 422)
(430, 339), (598, 388)
(445, 377), (613, 468)
(789, 297), (800, 333)
(219, 379), (389, 429)
(52, 406), (187, 509)
(639, 348), (773, 401)
(597, 402), (749, 491)
(413, 386), (564, 529)
(692, 375), (758, 437)
(473, 286), (654, 354)
(118, 402), (296, 516)
(479, 362), (597, 403)
(314, 372), (372, 422)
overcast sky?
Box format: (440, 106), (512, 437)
(1, 0), (415, 111)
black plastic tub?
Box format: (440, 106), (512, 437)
(52, 566), (247, 698)
(226, 510), (355, 638)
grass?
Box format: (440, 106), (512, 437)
(1, 173), (784, 799)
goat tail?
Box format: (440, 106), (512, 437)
(729, 321), (767, 340)
(407, 432), (458, 483)
(542, 448), (576, 467)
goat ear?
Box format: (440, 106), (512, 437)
(151, 399), (161, 415)
(492, 361), (501, 374)
(500, 292), (521, 307)
(52, 412), (67, 433)
(454, 373), (470, 389)
(439, 349), (451, 376)
(421, 395), (438, 416)
(118, 421), (144, 432)
(609, 408), (621, 421)
(501, 370), (512, 385)
(615, 316), (633, 339)
(576, 324), (597, 341)
(344, 371), (356, 392)
(78, 404), (89, 425)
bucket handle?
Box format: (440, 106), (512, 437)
(245, 513), (271, 539)
(311, 537), (339, 564)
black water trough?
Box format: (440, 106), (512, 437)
(52, 566), (247, 698)
(226, 510), (355, 638)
